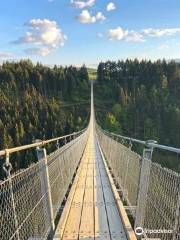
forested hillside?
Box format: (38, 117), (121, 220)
(94, 59), (180, 172)
(0, 60), (90, 175)
(1, 59), (180, 174)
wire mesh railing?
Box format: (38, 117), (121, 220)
(47, 134), (88, 218)
(0, 129), (88, 240)
(96, 125), (180, 240)
(96, 126), (141, 211)
(143, 160), (179, 240)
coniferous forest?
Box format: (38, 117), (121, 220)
(94, 59), (180, 172)
(0, 60), (90, 178)
(0, 59), (180, 177)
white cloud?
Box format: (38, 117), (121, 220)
(0, 51), (14, 59)
(96, 12), (106, 21)
(108, 27), (144, 42)
(143, 28), (180, 37)
(78, 10), (96, 23)
(126, 31), (145, 42)
(157, 44), (170, 50)
(107, 26), (180, 43)
(24, 47), (51, 56)
(108, 27), (128, 40)
(13, 19), (67, 56)
(71, 0), (95, 9)
(107, 2), (116, 12)
(78, 10), (106, 24)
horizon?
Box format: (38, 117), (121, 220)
(0, 0), (180, 67)
(0, 57), (180, 69)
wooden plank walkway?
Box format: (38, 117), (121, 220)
(54, 123), (129, 240)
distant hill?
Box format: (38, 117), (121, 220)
(174, 59), (180, 63)
(87, 68), (97, 81)
(167, 59), (180, 63)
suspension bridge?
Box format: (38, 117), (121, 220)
(0, 83), (179, 240)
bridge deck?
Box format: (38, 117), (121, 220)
(54, 124), (128, 240)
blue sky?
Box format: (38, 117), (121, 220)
(0, 0), (180, 67)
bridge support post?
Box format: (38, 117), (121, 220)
(36, 144), (55, 235)
(173, 185), (180, 240)
(135, 140), (156, 238)
(3, 152), (20, 240)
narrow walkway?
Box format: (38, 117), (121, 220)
(54, 122), (127, 240)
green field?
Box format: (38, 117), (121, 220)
(87, 68), (97, 81)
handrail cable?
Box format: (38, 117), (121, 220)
(101, 128), (180, 154)
(0, 128), (86, 157)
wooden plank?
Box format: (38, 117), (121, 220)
(95, 139), (128, 240)
(79, 154), (94, 240)
(94, 155), (111, 240)
(61, 149), (90, 240)
(103, 186), (127, 240)
(97, 137), (137, 240)
(53, 152), (87, 240)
